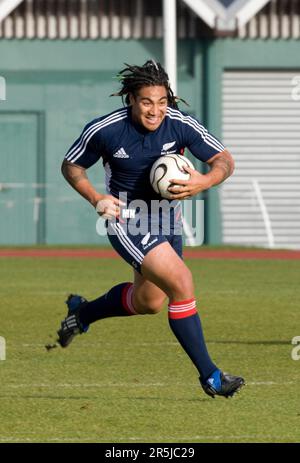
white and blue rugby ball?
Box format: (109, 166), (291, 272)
(150, 154), (195, 199)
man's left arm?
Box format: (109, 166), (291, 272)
(168, 149), (235, 199)
(204, 148), (235, 186)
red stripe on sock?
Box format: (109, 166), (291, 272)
(168, 298), (197, 319)
(168, 307), (197, 319)
(121, 283), (136, 316)
(169, 298), (195, 306)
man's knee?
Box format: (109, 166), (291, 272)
(134, 296), (166, 315)
(145, 299), (164, 314)
(170, 267), (194, 298)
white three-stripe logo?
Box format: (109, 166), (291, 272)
(113, 147), (129, 158)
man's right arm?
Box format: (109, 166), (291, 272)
(61, 159), (103, 207)
(61, 159), (123, 218)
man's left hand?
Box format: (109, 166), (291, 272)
(168, 166), (212, 199)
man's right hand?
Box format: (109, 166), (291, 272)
(61, 161), (125, 220)
(95, 195), (125, 220)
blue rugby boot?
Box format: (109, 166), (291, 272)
(57, 294), (89, 348)
(200, 369), (245, 399)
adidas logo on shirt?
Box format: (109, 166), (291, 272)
(113, 147), (129, 158)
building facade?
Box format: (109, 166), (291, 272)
(0, 0), (300, 248)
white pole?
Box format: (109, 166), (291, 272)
(163, 0), (199, 245)
(163, 0), (199, 246)
(163, 0), (177, 95)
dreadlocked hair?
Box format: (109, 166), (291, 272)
(111, 60), (189, 109)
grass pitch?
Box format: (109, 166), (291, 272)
(0, 251), (299, 443)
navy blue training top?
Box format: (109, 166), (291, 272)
(64, 106), (225, 202)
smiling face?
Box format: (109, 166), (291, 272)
(129, 85), (168, 132)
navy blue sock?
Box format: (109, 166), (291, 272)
(79, 282), (137, 326)
(168, 298), (217, 381)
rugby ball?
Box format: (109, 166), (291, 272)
(150, 154), (195, 199)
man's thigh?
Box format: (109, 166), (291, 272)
(141, 241), (194, 300)
(106, 219), (182, 274)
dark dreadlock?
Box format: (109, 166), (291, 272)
(111, 60), (189, 109)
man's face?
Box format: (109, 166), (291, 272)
(129, 85), (168, 131)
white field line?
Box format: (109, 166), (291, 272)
(21, 342), (179, 347)
(128, 434), (280, 441)
(3, 383), (166, 388)
(0, 434), (285, 442)
(0, 381), (295, 389)
(19, 341), (291, 347)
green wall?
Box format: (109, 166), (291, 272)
(0, 39), (300, 244)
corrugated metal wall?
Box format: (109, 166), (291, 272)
(221, 71), (300, 249)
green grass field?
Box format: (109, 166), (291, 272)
(0, 252), (299, 443)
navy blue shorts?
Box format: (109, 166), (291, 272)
(106, 205), (183, 274)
